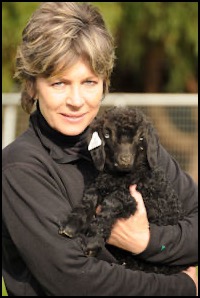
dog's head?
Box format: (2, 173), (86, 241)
(88, 107), (158, 173)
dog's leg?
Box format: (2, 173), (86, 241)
(59, 186), (99, 238)
(85, 190), (137, 256)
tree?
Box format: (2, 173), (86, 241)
(109, 2), (198, 93)
(2, 2), (198, 93)
(2, 2), (40, 91)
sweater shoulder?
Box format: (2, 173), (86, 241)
(2, 128), (47, 170)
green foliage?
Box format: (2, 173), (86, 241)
(93, 2), (123, 36)
(2, 2), (198, 93)
(2, 2), (40, 92)
(112, 2), (198, 92)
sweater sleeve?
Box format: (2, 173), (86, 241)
(138, 144), (198, 266)
(2, 162), (196, 296)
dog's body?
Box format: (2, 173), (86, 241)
(59, 107), (188, 274)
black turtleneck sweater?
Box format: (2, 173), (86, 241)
(2, 108), (197, 296)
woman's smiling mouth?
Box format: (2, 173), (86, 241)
(59, 112), (87, 122)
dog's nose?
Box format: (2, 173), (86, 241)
(118, 154), (132, 166)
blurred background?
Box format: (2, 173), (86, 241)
(2, 2), (198, 182)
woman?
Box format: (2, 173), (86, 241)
(2, 2), (198, 296)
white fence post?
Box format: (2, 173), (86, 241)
(2, 93), (20, 149)
(2, 105), (18, 148)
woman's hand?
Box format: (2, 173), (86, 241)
(107, 184), (150, 254)
(182, 267), (198, 296)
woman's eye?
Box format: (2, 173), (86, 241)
(52, 82), (65, 88)
(84, 80), (97, 86)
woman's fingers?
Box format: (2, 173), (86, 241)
(129, 184), (147, 215)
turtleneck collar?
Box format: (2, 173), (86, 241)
(29, 107), (92, 163)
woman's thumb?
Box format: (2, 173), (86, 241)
(129, 184), (146, 213)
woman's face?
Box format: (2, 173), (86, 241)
(35, 59), (103, 136)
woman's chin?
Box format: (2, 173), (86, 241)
(58, 126), (87, 136)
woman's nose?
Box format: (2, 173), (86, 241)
(66, 86), (84, 108)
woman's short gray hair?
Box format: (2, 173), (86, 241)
(14, 2), (116, 113)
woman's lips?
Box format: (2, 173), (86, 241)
(60, 112), (87, 123)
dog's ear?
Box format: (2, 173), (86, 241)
(88, 130), (106, 171)
(145, 124), (158, 169)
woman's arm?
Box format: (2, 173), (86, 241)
(108, 143), (198, 265)
(2, 163), (197, 296)
(139, 144), (198, 265)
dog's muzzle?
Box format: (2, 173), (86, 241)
(115, 154), (134, 170)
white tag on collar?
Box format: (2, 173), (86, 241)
(88, 131), (102, 151)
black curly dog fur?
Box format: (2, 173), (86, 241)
(59, 106), (190, 274)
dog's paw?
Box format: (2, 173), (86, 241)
(59, 218), (80, 238)
(85, 237), (104, 257)
(59, 225), (77, 238)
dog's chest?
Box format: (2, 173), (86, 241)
(95, 172), (137, 196)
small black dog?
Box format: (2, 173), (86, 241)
(59, 106), (189, 274)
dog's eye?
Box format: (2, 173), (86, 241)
(140, 146), (144, 151)
(139, 137), (144, 141)
(104, 128), (111, 139)
(104, 133), (110, 139)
